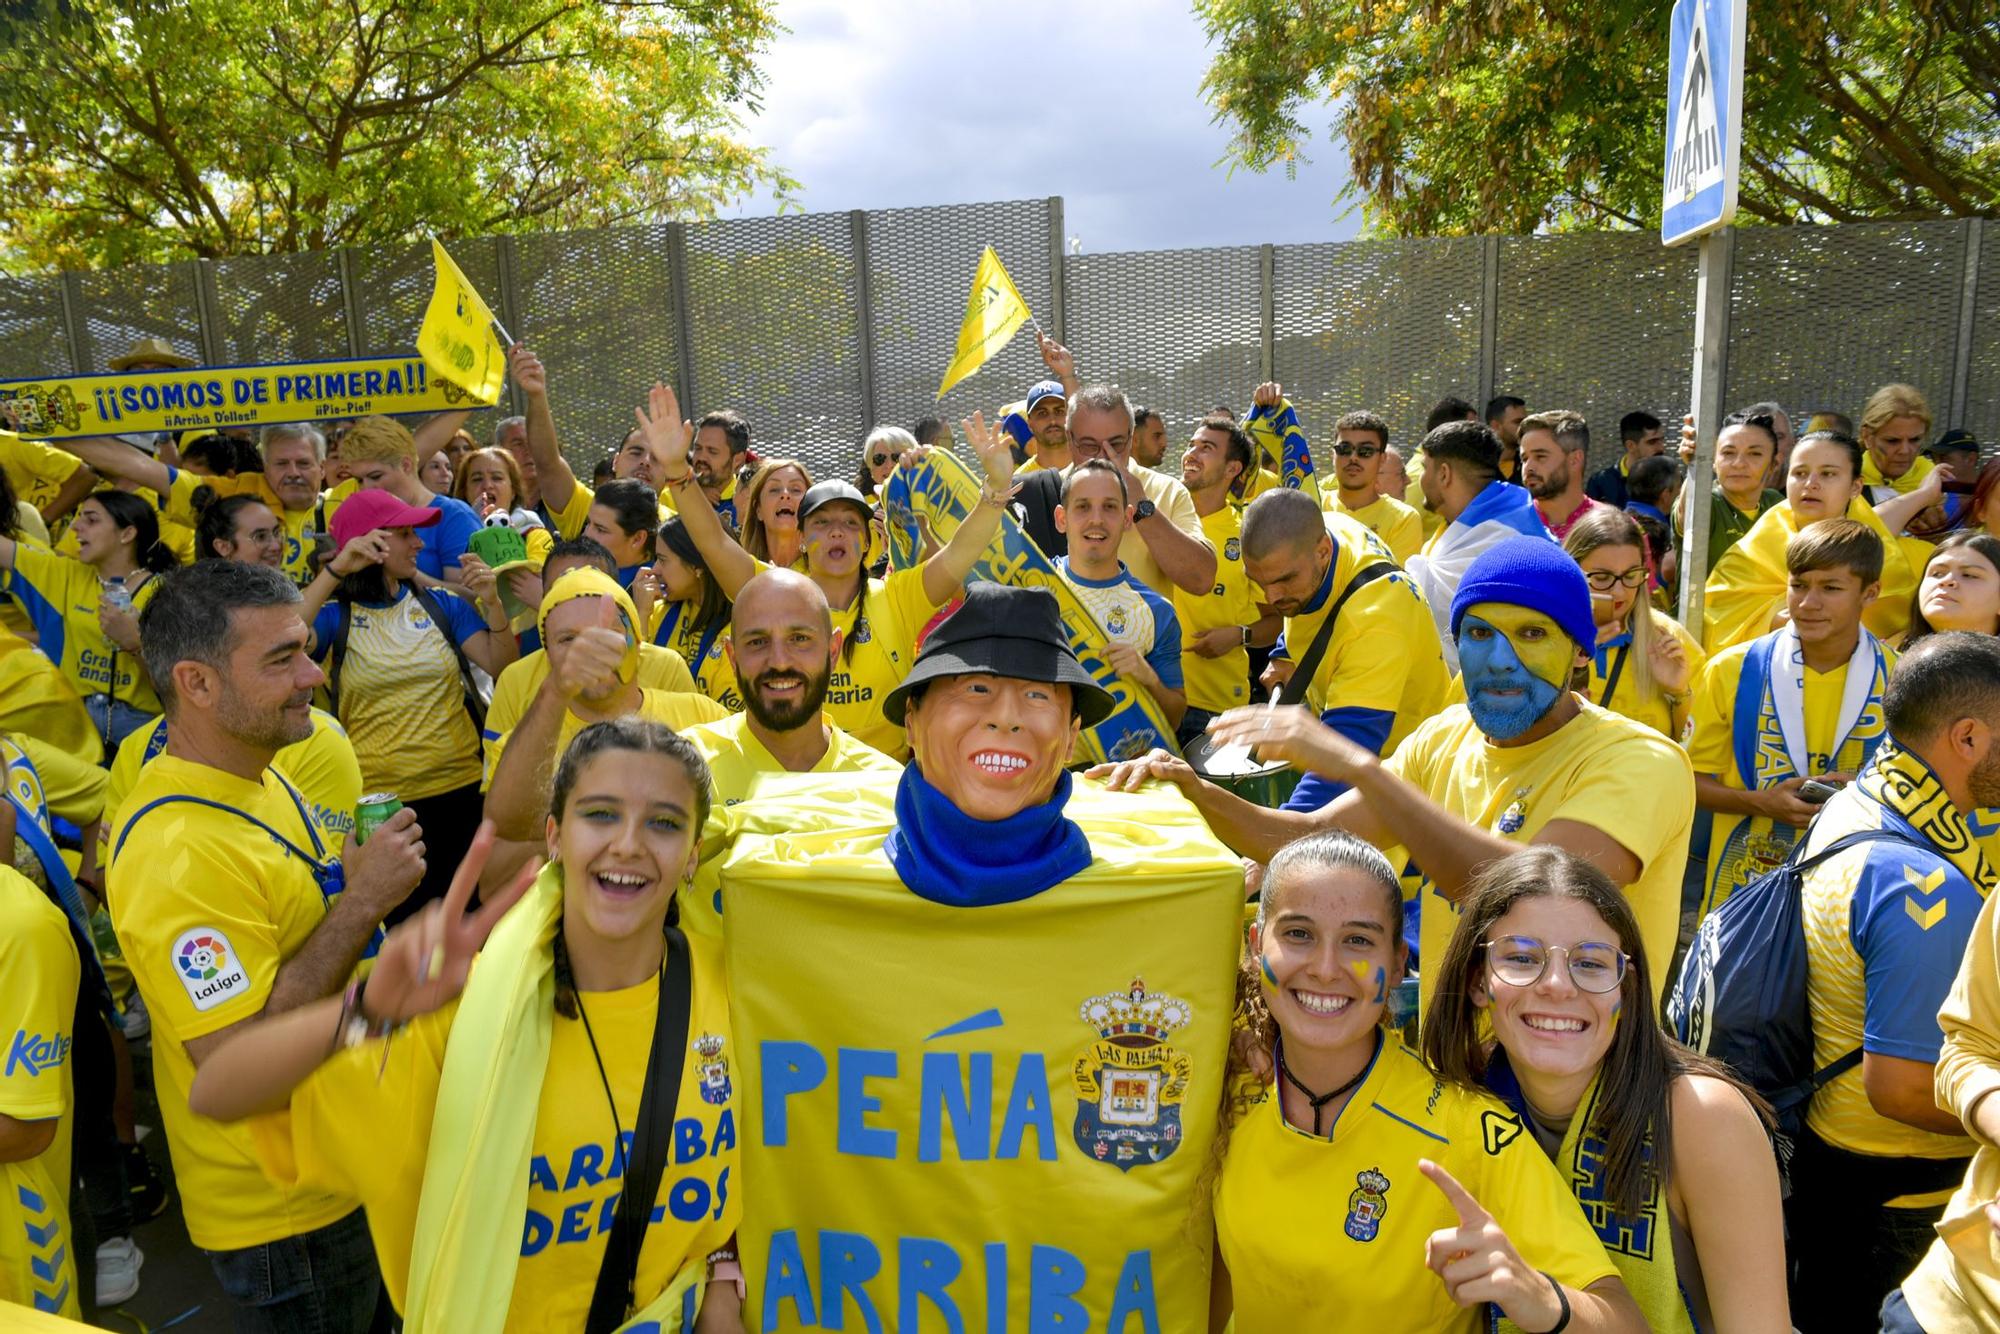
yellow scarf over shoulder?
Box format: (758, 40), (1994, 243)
(1702, 497), (1916, 654)
(401, 864), (705, 1333)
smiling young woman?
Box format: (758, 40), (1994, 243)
(187, 721), (747, 1333)
(1423, 847), (1788, 1334)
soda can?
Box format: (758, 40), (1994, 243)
(354, 793), (403, 845)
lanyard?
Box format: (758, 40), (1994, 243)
(115, 769), (343, 903)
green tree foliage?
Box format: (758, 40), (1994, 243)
(0, 0), (795, 269)
(1197, 0), (1999, 234)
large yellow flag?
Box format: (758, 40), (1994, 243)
(937, 246), (1032, 399)
(416, 240), (505, 405)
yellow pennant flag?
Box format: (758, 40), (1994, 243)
(937, 246), (1032, 399)
(416, 239), (506, 405)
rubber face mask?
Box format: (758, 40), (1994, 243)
(1458, 601), (1573, 741)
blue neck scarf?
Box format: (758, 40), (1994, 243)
(885, 762), (1092, 907)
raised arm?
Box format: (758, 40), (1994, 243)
(62, 436), (172, 496)
(44, 461), (99, 524)
(511, 346), (578, 516)
(188, 829), (531, 1120)
(1872, 465), (1946, 537)
(916, 411), (1016, 605)
(637, 382), (759, 597)
(411, 409), (474, 466)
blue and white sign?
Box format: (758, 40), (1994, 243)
(1661, 0), (1745, 246)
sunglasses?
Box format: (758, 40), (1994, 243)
(1332, 444), (1382, 459)
(1583, 568), (1649, 591)
(1481, 936), (1628, 993)
(871, 449), (904, 467)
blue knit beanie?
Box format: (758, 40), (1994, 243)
(1448, 537), (1598, 652)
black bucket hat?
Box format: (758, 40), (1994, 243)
(883, 582), (1115, 726)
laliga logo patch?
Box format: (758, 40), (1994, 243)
(694, 1032), (732, 1105)
(1071, 978), (1192, 1172)
(1345, 1167), (1390, 1242)
(172, 927), (250, 1012)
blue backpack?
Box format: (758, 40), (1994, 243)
(1668, 827), (1923, 1161)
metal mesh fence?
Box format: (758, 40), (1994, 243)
(1963, 223), (2000, 452)
(1063, 245), (1263, 433)
(868, 198), (1056, 436)
(6, 205), (1994, 483)
(1495, 232), (1699, 472)
(1726, 221), (1969, 435)
(1274, 236), (1485, 461)
(681, 208), (865, 480)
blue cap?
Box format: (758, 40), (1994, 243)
(1025, 380), (1067, 411)
(1449, 537), (1597, 654)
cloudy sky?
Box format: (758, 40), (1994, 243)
(726, 0), (1361, 253)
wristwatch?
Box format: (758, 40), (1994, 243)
(1240, 626), (1253, 648)
(1132, 498), (1157, 522)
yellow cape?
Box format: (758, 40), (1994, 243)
(1702, 497), (1915, 654)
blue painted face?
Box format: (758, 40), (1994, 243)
(1459, 610), (1567, 741)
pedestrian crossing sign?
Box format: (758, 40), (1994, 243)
(1661, 0), (1745, 245)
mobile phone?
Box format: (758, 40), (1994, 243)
(1798, 779), (1844, 804)
(1943, 479), (1978, 495)
(1001, 411), (1034, 465)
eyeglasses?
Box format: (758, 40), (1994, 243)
(1481, 936), (1628, 993)
(870, 450), (904, 467)
(1332, 444), (1382, 459)
(1583, 568), (1649, 591)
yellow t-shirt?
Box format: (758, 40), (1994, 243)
(2, 545), (163, 714)
(1172, 505), (1260, 715)
(1327, 489), (1425, 567)
(0, 623), (100, 765)
(259, 935), (740, 1327)
(1285, 512), (1451, 756)
(0, 867), (80, 1320)
(0, 431), (85, 516)
(106, 753), (359, 1250)
(1582, 610), (1706, 738)
(1686, 638), (1893, 918)
(163, 469), (323, 585)
(102, 708), (363, 867)
(483, 687), (729, 791)
(1385, 701), (1695, 1010)
(678, 712), (901, 939)
(484, 643), (700, 784)
(1216, 1039), (1617, 1333)
(313, 587), (485, 800)
(824, 567), (943, 760)
(647, 601), (743, 712)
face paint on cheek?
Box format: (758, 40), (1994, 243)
(1260, 954), (1279, 987)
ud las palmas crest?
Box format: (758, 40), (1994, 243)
(1072, 978), (1193, 1171)
(693, 1033), (732, 1106)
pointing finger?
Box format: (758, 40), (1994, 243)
(1419, 1159), (1493, 1229)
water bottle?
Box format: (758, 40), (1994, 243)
(101, 576), (134, 615)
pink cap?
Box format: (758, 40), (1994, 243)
(330, 487), (441, 550)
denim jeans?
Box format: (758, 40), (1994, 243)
(81, 695), (155, 755)
(206, 1208), (385, 1333)
(1881, 1288), (1930, 1333)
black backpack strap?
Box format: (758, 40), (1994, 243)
(408, 582), (490, 734)
(584, 925), (693, 1334)
(1277, 560), (1397, 708)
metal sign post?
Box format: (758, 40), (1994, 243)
(1665, 0), (1746, 631)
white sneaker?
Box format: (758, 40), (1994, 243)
(95, 1235), (142, 1306)
(119, 995), (149, 1042)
